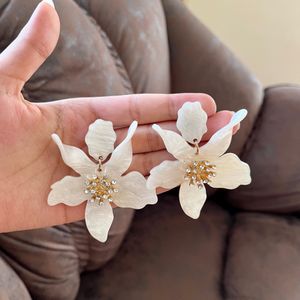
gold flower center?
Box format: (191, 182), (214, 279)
(84, 175), (118, 205)
(184, 160), (216, 188)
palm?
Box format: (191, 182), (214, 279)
(0, 93), (73, 230)
(0, 2), (236, 232)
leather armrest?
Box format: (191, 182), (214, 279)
(228, 85), (300, 213)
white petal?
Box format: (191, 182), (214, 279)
(105, 121), (137, 178)
(147, 160), (185, 190)
(52, 134), (96, 176)
(113, 172), (158, 209)
(85, 200), (114, 243)
(176, 102), (208, 144)
(208, 153), (251, 189)
(152, 124), (194, 161)
(199, 109), (248, 159)
(179, 181), (207, 219)
(85, 119), (116, 161)
(48, 176), (87, 206)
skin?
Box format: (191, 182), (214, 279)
(0, 2), (239, 232)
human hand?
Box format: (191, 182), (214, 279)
(0, 1), (238, 232)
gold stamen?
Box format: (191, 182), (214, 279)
(85, 174), (118, 205)
(184, 160), (216, 188)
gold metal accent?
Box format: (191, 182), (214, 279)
(184, 160), (216, 188)
(85, 175), (118, 205)
(97, 156), (104, 172)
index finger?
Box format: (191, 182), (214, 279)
(87, 93), (216, 127)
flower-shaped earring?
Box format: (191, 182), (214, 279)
(147, 102), (251, 219)
(48, 120), (157, 242)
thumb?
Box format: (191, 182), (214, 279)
(0, 0), (60, 93)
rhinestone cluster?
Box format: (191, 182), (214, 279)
(184, 160), (216, 188)
(84, 175), (118, 205)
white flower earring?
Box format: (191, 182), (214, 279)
(147, 102), (251, 219)
(48, 120), (157, 242)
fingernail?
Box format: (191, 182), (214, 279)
(41, 0), (55, 8)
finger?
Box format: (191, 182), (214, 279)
(115, 110), (239, 154)
(233, 122), (240, 134)
(156, 187), (169, 195)
(55, 93), (216, 128)
(100, 93), (216, 126)
(127, 150), (174, 176)
(0, 0), (60, 93)
(202, 111), (240, 137)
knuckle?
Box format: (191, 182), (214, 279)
(128, 94), (141, 121)
(26, 37), (51, 60)
(145, 126), (161, 152)
(167, 95), (177, 119)
(141, 154), (153, 175)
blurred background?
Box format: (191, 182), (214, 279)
(186, 0), (299, 86)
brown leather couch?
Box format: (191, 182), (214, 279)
(1, 0), (300, 299)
